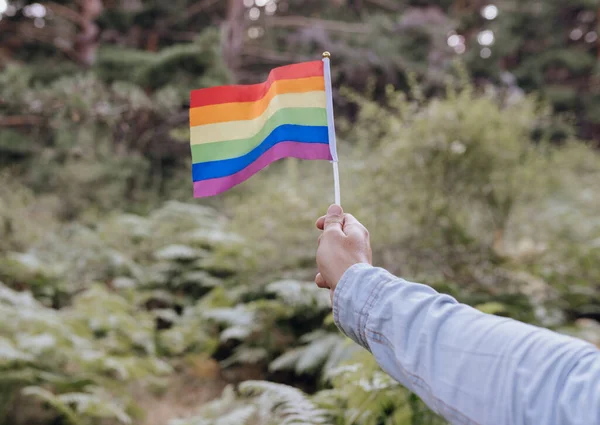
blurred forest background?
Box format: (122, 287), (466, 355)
(1, 0), (600, 424)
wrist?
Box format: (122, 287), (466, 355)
(332, 259), (371, 288)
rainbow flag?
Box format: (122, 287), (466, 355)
(189, 59), (338, 198)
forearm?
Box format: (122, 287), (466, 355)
(333, 264), (600, 425)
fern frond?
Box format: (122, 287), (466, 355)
(269, 332), (356, 377)
(154, 244), (201, 261)
(0, 282), (40, 308)
(197, 384), (237, 414)
(269, 348), (304, 372)
(203, 306), (255, 327)
(219, 325), (253, 342)
(0, 368), (40, 384)
(239, 380), (331, 425)
(221, 347), (268, 367)
(266, 280), (330, 311)
(58, 391), (132, 424)
(168, 385), (255, 425)
(0, 337), (34, 364)
(215, 405), (256, 425)
(295, 334), (343, 374)
(322, 338), (359, 378)
(22, 386), (82, 425)
(16, 333), (56, 355)
(168, 418), (211, 425)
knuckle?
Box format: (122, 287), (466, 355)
(323, 227), (342, 238)
(325, 216), (343, 225)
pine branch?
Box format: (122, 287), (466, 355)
(264, 16), (371, 34)
(365, 0), (401, 11)
(242, 46), (312, 64)
(45, 2), (85, 26)
(0, 116), (43, 127)
(166, 0), (223, 25)
(187, 0), (223, 19)
(1, 20), (79, 61)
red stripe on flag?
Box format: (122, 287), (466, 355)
(190, 61), (324, 108)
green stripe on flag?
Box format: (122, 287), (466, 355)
(191, 107), (327, 163)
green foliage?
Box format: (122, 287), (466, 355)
(269, 330), (359, 378)
(174, 82), (598, 424)
(0, 67), (179, 217)
(171, 381), (331, 425)
(173, 355), (445, 425)
(204, 279), (339, 370)
(96, 28), (230, 96)
(0, 175), (58, 254)
(0, 27), (229, 218)
(0, 201), (249, 423)
(318, 353), (446, 425)
(0, 282), (170, 425)
(2, 79), (599, 424)
(21, 387), (132, 425)
(226, 80), (599, 330)
(2, 12), (600, 421)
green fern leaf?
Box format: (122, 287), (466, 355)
(239, 380), (331, 425)
(269, 348), (304, 373)
(22, 386), (82, 425)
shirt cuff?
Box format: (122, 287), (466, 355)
(333, 263), (390, 351)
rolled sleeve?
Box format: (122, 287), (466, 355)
(330, 263), (600, 425)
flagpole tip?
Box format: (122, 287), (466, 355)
(322, 51), (331, 58)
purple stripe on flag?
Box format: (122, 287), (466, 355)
(193, 141), (332, 198)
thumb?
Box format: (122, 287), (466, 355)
(323, 204), (344, 233)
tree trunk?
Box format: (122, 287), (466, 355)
(74, 0), (103, 66)
(223, 0), (246, 81)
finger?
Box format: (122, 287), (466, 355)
(323, 204), (344, 234)
(315, 273), (329, 289)
(343, 213), (369, 239)
(315, 215), (326, 230)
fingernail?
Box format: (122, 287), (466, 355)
(327, 204), (342, 215)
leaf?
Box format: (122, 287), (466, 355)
(220, 325), (252, 342)
(221, 347), (268, 367)
(269, 349), (304, 372)
(22, 387), (82, 425)
(295, 335), (341, 375)
(185, 228), (244, 248)
(213, 405), (256, 425)
(269, 333), (352, 377)
(239, 381), (331, 425)
(0, 337), (34, 364)
(59, 391), (132, 424)
(154, 244), (201, 261)
(474, 302), (506, 315)
(204, 306), (255, 327)
(266, 280), (331, 311)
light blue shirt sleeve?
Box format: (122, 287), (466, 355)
(333, 263), (600, 425)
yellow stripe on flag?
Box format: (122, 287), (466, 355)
(190, 76), (325, 126)
(190, 91), (327, 145)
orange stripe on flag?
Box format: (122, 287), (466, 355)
(190, 77), (325, 127)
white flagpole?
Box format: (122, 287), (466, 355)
(322, 51), (341, 206)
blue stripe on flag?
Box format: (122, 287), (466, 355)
(192, 124), (329, 181)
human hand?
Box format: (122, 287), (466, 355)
(315, 204), (372, 301)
